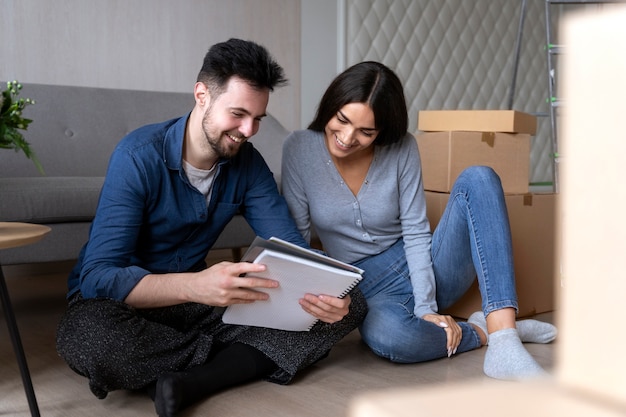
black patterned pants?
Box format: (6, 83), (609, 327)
(56, 289), (367, 399)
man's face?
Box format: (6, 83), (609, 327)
(200, 77), (270, 159)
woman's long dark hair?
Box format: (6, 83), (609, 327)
(308, 61), (408, 146)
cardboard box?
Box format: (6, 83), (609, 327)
(424, 191), (557, 318)
(418, 110), (537, 135)
(416, 131), (531, 194)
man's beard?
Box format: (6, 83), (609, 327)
(201, 108), (243, 159)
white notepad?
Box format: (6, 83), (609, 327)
(222, 238), (363, 331)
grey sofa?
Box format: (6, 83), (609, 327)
(0, 83), (289, 265)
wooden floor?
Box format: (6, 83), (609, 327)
(0, 252), (556, 417)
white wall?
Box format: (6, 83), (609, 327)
(0, 0), (302, 130)
(300, 0), (343, 127)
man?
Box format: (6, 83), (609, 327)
(56, 39), (366, 417)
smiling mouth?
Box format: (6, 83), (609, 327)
(335, 134), (352, 148)
(226, 133), (245, 143)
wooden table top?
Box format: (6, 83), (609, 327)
(0, 222), (51, 250)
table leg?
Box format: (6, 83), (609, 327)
(0, 266), (41, 417)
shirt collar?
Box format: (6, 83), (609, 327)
(163, 113), (189, 171)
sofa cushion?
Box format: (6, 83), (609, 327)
(0, 177), (103, 223)
(0, 84), (195, 178)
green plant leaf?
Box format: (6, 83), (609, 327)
(0, 80), (44, 174)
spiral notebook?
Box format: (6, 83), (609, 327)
(221, 237), (363, 331)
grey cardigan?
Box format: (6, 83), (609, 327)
(281, 129), (438, 317)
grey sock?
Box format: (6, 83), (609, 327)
(516, 318), (558, 343)
(467, 311), (557, 344)
(484, 328), (548, 380)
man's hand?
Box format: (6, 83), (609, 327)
(125, 261), (279, 308)
(186, 261), (280, 306)
(299, 293), (351, 324)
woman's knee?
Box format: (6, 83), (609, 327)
(459, 166), (503, 188)
(458, 165), (500, 185)
(452, 166), (505, 201)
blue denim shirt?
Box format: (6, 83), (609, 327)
(67, 114), (307, 301)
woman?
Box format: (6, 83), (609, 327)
(281, 61), (556, 380)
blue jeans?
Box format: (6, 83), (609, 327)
(354, 166), (518, 363)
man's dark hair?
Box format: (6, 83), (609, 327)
(197, 38), (288, 98)
(308, 61), (408, 146)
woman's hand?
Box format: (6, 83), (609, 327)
(422, 313), (462, 357)
(299, 294), (351, 324)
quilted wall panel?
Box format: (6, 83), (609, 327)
(345, 0), (561, 185)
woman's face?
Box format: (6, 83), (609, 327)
(324, 102), (379, 160)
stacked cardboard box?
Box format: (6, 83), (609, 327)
(416, 110), (556, 318)
(417, 110), (535, 194)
